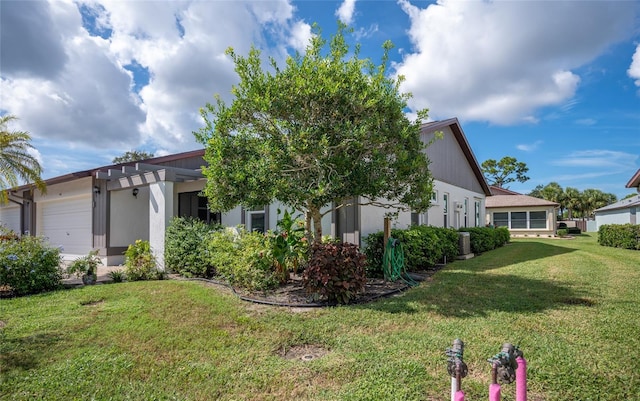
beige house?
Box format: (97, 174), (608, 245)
(486, 186), (559, 237)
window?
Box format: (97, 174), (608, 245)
(464, 198), (469, 227)
(431, 190), (438, 204)
(529, 211), (547, 229)
(475, 200), (481, 227)
(247, 206), (266, 233)
(510, 212), (527, 229)
(178, 191), (221, 225)
(443, 193), (449, 227)
(494, 212), (508, 227)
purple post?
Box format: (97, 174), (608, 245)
(516, 356), (527, 401)
(454, 390), (465, 401)
(489, 383), (501, 401)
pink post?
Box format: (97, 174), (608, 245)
(454, 390), (465, 401)
(516, 356), (527, 401)
(489, 383), (501, 401)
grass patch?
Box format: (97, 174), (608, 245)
(1, 234), (639, 400)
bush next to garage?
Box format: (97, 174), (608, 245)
(459, 226), (510, 254)
(208, 228), (279, 292)
(0, 234), (62, 296)
(164, 217), (221, 277)
(363, 226), (459, 277)
(124, 240), (160, 281)
(598, 224), (640, 250)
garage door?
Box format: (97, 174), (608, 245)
(37, 196), (92, 255)
(0, 205), (21, 234)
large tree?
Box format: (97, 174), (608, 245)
(481, 156), (529, 188)
(0, 115), (46, 202)
(112, 150), (154, 164)
(195, 25), (434, 241)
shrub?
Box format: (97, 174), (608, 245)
(302, 242), (367, 305)
(165, 217), (220, 277)
(598, 224), (640, 250)
(208, 228), (279, 292)
(108, 269), (126, 283)
(557, 228), (568, 238)
(124, 240), (158, 281)
(271, 209), (308, 282)
(567, 227), (581, 235)
(363, 226), (459, 277)
(0, 236), (62, 296)
(459, 226), (510, 254)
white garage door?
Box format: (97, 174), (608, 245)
(0, 205), (21, 234)
(37, 196), (92, 255)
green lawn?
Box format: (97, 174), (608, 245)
(2, 233), (639, 400)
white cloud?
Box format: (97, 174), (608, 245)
(628, 44), (640, 87)
(516, 140), (543, 152)
(575, 118), (597, 126)
(552, 150), (638, 169)
(0, 0), (310, 177)
(336, 0), (357, 25)
(395, 0), (637, 125)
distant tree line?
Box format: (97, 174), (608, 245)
(528, 182), (617, 220)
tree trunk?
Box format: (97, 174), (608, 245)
(308, 205), (323, 244)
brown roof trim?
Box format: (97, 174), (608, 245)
(421, 118), (492, 196)
(489, 185), (521, 196)
(626, 169), (640, 189)
(6, 148), (206, 193)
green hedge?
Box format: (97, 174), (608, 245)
(363, 226), (459, 277)
(458, 226), (510, 254)
(165, 217), (221, 277)
(0, 236), (62, 296)
(598, 224), (640, 250)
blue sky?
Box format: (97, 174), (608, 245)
(1, 0), (639, 199)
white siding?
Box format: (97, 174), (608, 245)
(595, 209), (632, 230)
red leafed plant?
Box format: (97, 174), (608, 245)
(302, 242), (367, 305)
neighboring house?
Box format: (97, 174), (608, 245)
(0, 117), (490, 266)
(485, 186), (559, 237)
(594, 169), (640, 229)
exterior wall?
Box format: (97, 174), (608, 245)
(595, 208), (632, 229)
(358, 180), (486, 246)
(109, 186), (150, 247)
(487, 206), (557, 237)
(422, 126), (486, 195)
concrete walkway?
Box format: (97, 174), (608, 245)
(62, 265), (125, 286)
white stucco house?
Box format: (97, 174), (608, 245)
(0, 118), (490, 267)
(594, 169), (640, 229)
(485, 186), (559, 237)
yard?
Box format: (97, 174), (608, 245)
(1, 233), (639, 400)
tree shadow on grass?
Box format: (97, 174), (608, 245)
(361, 241), (590, 317)
(363, 271), (593, 317)
(0, 332), (63, 372)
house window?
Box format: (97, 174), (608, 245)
(178, 191), (221, 225)
(510, 212), (527, 229)
(475, 200), (481, 227)
(494, 212), (508, 227)
(431, 190), (438, 204)
(247, 207), (266, 233)
(529, 211), (547, 229)
(443, 193), (449, 227)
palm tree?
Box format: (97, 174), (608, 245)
(564, 187), (581, 219)
(0, 115), (46, 203)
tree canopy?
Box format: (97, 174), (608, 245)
(0, 115), (46, 203)
(530, 181), (617, 219)
(481, 156), (529, 188)
(195, 24), (434, 241)
(112, 150), (154, 164)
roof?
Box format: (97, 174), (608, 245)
(594, 194), (640, 213)
(486, 186), (559, 208)
(421, 118), (492, 196)
(8, 149), (206, 192)
(626, 169), (640, 189)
